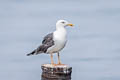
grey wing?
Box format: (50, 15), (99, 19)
(42, 33), (54, 44)
(37, 33), (54, 53)
(27, 33), (54, 56)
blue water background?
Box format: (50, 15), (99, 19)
(0, 0), (120, 80)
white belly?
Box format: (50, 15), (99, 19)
(54, 39), (67, 52)
(47, 38), (67, 53)
(47, 29), (67, 53)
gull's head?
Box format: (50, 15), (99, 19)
(56, 20), (74, 28)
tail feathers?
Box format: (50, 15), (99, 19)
(27, 50), (36, 56)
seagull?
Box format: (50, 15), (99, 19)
(27, 20), (74, 65)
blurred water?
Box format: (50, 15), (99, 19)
(0, 0), (120, 80)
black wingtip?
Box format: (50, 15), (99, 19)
(26, 53), (31, 56)
(27, 50), (35, 56)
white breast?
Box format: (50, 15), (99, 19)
(47, 28), (67, 53)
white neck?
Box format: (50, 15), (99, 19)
(54, 25), (67, 39)
(56, 25), (66, 33)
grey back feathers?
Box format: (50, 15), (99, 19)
(27, 33), (54, 56)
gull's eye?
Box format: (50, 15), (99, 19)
(61, 22), (65, 24)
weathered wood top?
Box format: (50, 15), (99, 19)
(41, 64), (72, 80)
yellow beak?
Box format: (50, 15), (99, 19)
(67, 23), (74, 27)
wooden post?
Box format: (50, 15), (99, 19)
(41, 64), (72, 80)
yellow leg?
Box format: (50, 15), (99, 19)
(57, 52), (61, 65)
(50, 53), (54, 65)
